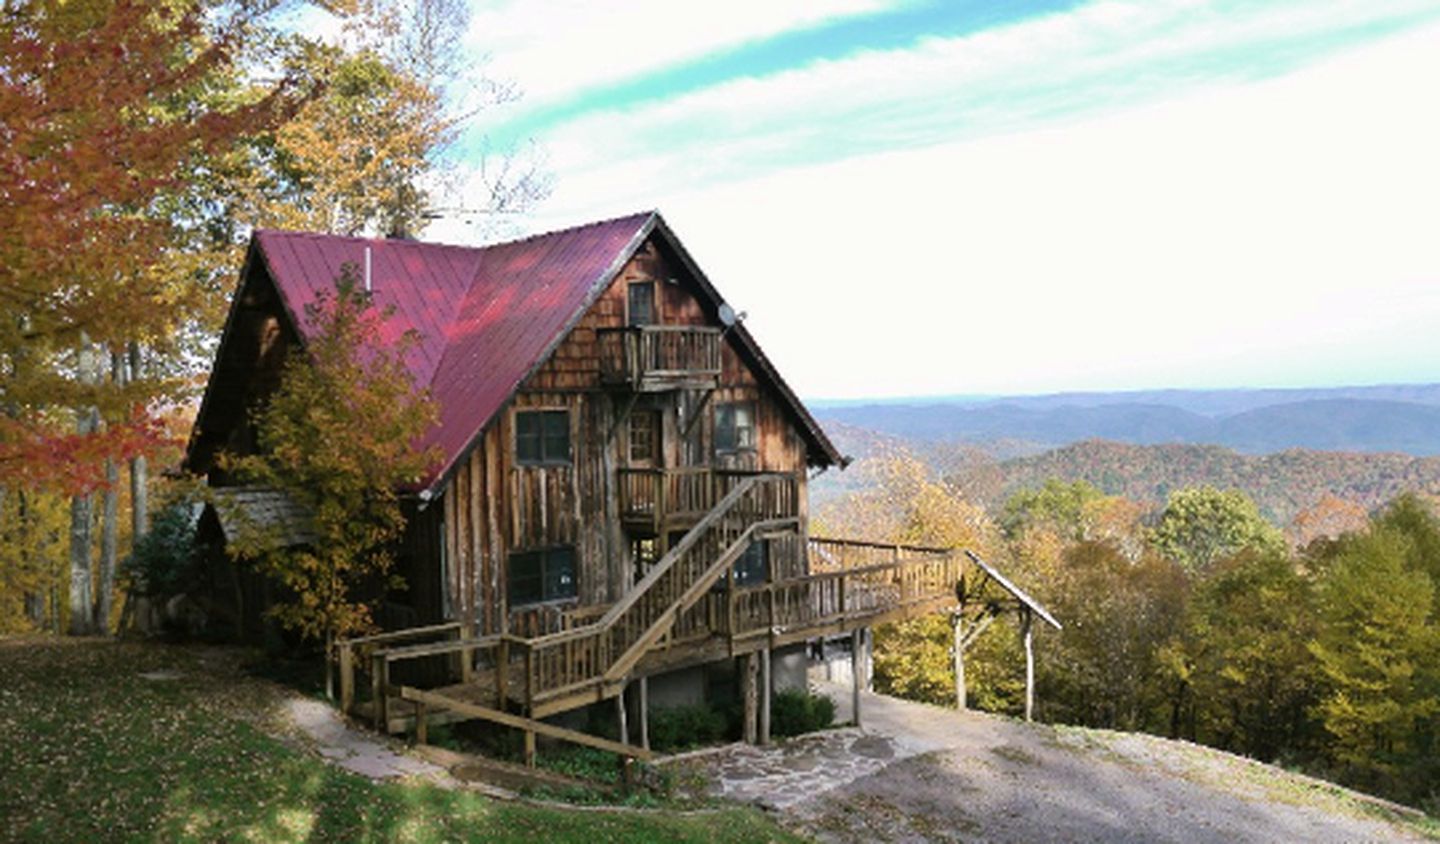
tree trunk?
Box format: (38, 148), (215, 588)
(95, 351), (123, 634)
(128, 342), (147, 539)
(68, 338), (98, 636)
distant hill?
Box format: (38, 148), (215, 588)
(966, 440), (1440, 524)
(814, 383), (1440, 456)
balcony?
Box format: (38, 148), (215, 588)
(616, 468), (796, 535)
(597, 325), (722, 391)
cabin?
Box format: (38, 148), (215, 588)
(187, 211), (1054, 758)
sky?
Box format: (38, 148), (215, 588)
(425, 0), (1440, 401)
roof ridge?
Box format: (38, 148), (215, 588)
(472, 209), (656, 253)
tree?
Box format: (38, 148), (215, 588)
(222, 268), (438, 648)
(1172, 550), (1319, 759)
(0, 0), (305, 483)
(1309, 527), (1438, 793)
(1150, 486), (1285, 576)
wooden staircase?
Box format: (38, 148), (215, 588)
(334, 472), (981, 767)
(338, 474), (801, 735)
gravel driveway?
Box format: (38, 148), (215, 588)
(685, 681), (1436, 843)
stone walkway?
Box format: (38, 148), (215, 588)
(660, 680), (961, 810)
(285, 697), (453, 783)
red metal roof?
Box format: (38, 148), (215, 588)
(253, 212), (652, 490)
(235, 210), (842, 494)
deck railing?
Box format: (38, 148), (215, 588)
(728, 538), (962, 641)
(597, 325), (722, 388)
(338, 527), (964, 731)
(617, 468), (780, 532)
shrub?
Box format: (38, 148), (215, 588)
(122, 500), (201, 602)
(647, 703), (732, 752)
(770, 688), (836, 737)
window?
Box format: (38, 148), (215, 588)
(631, 537), (658, 582)
(714, 402), (756, 453)
(628, 410), (660, 463)
(508, 546), (577, 606)
(516, 410), (570, 465)
(627, 281), (656, 326)
(733, 539), (769, 587)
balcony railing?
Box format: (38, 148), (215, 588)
(616, 468), (795, 534)
(597, 325), (722, 390)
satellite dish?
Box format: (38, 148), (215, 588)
(718, 302), (737, 328)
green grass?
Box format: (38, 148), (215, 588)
(0, 637), (802, 844)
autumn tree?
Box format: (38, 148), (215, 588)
(1150, 486), (1285, 576)
(1167, 549), (1319, 758)
(222, 268), (438, 650)
(1308, 498), (1440, 797)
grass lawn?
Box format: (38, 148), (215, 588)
(0, 637), (800, 843)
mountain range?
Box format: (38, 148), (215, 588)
(813, 384), (1440, 456)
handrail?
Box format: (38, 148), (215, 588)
(808, 536), (954, 555)
(595, 325), (722, 335)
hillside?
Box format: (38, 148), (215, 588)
(814, 421), (1440, 525)
(964, 440), (1440, 523)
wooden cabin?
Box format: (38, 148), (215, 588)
(187, 211), (1038, 752)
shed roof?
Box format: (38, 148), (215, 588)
(196, 211), (842, 493)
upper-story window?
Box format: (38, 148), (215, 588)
(516, 409), (570, 465)
(715, 401), (756, 453)
(628, 281), (656, 326)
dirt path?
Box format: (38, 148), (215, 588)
(687, 681), (1436, 843)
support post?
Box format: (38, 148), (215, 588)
(617, 683), (629, 747)
(523, 730), (536, 768)
(416, 702), (428, 745)
(851, 628), (864, 727)
(1022, 608), (1035, 722)
(338, 643), (355, 716)
(741, 652), (758, 744)
(952, 613), (966, 711)
(372, 654), (388, 732)
(638, 676), (650, 751)
(759, 648), (772, 745)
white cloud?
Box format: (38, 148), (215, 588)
(465, 0), (900, 105)
(437, 1), (1440, 397)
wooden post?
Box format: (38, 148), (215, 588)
(759, 648), (772, 745)
(741, 652), (758, 744)
(617, 683), (629, 747)
(952, 613), (966, 711)
(851, 628), (864, 727)
(459, 624), (474, 683)
(1022, 608), (1035, 722)
(416, 702), (428, 745)
(638, 676), (650, 751)
(339, 643), (355, 716)
(497, 637), (509, 708)
(523, 730), (536, 768)
(372, 653), (388, 732)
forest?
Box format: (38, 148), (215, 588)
(816, 451), (1440, 811)
(0, 0), (546, 638)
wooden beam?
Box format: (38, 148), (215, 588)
(759, 647), (772, 746)
(851, 628), (863, 728)
(742, 652), (758, 744)
(638, 677), (650, 751)
(398, 686), (656, 761)
(952, 613), (965, 711)
(1022, 608), (1035, 722)
(616, 683), (629, 747)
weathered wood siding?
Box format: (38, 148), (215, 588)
(426, 236), (812, 634)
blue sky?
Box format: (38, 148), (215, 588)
(431, 1), (1440, 400)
